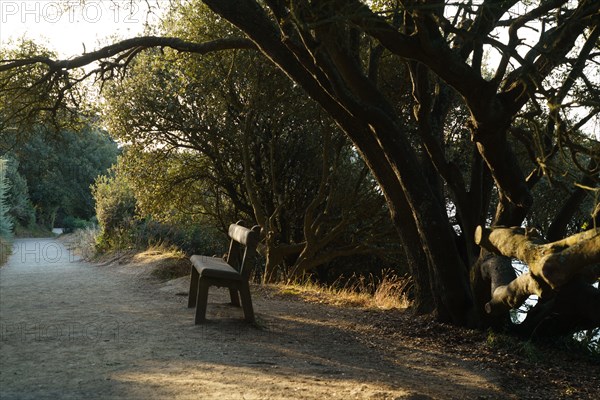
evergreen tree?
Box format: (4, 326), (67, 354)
(0, 159), (13, 238)
(4, 156), (35, 228)
(0, 159), (13, 265)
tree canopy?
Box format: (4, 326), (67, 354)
(99, 4), (401, 282)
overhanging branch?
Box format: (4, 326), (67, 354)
(1, 36), (256, 73)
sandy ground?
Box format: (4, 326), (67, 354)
(0, 238), (590, 399)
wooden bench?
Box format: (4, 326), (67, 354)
(188, 222), (261, 324)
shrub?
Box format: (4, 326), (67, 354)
(92, 169), (226, 256)
(62, 216), (94, 234)
(92, 172), (137, 250)
(134, 219), (225, 255)
(68, 226), (100, 260)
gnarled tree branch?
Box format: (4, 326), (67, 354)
(475, 225), (600, 313)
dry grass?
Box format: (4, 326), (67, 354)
(0, 236), (12, 266)
(272, 270), (412, 310)
(132, 244), (190, 281)
(63, 228), (190, 281)
(62, 226), (100, 261)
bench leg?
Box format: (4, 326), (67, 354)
(229, 288), (241, 307)
(195, 279), (210, 324)
(239, 281), (255, 323)
(188, 266), (199, 308)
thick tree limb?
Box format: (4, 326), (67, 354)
(485, 271), (544, 314)
(475, 226), (600, 313)
(342, 0), (491, 106)
(475, 226), (600, 287)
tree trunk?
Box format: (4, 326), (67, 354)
(202, 0), (474, 323)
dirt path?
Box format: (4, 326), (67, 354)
(0, 238), (581, 399)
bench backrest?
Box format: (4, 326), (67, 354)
(226, 223), (261, 280)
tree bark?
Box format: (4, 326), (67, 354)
(471, 252), (516, 327)
(475, 226), (600, 314)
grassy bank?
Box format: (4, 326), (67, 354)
(13, 224), (54, 238)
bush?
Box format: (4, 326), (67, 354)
(104, 216), (225, 256)
(93, 173), (136, 233)
(62, 216), (94, 234)
(69, 226), (100, 260)
(92, 169), (225, 256)
(92, 172), (137, 250)
(134, 219), (225, 255)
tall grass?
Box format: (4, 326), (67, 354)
(65, 226), (100, 261)
(275, 270), (412, 310)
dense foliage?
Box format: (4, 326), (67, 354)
(91, 163), (225, 255)
(1, 127), (119, 231)
(3, 156), (35, 228)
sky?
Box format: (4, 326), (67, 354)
(0, 0), (165, 57)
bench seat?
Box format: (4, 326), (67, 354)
(190, 255), (242, 281)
